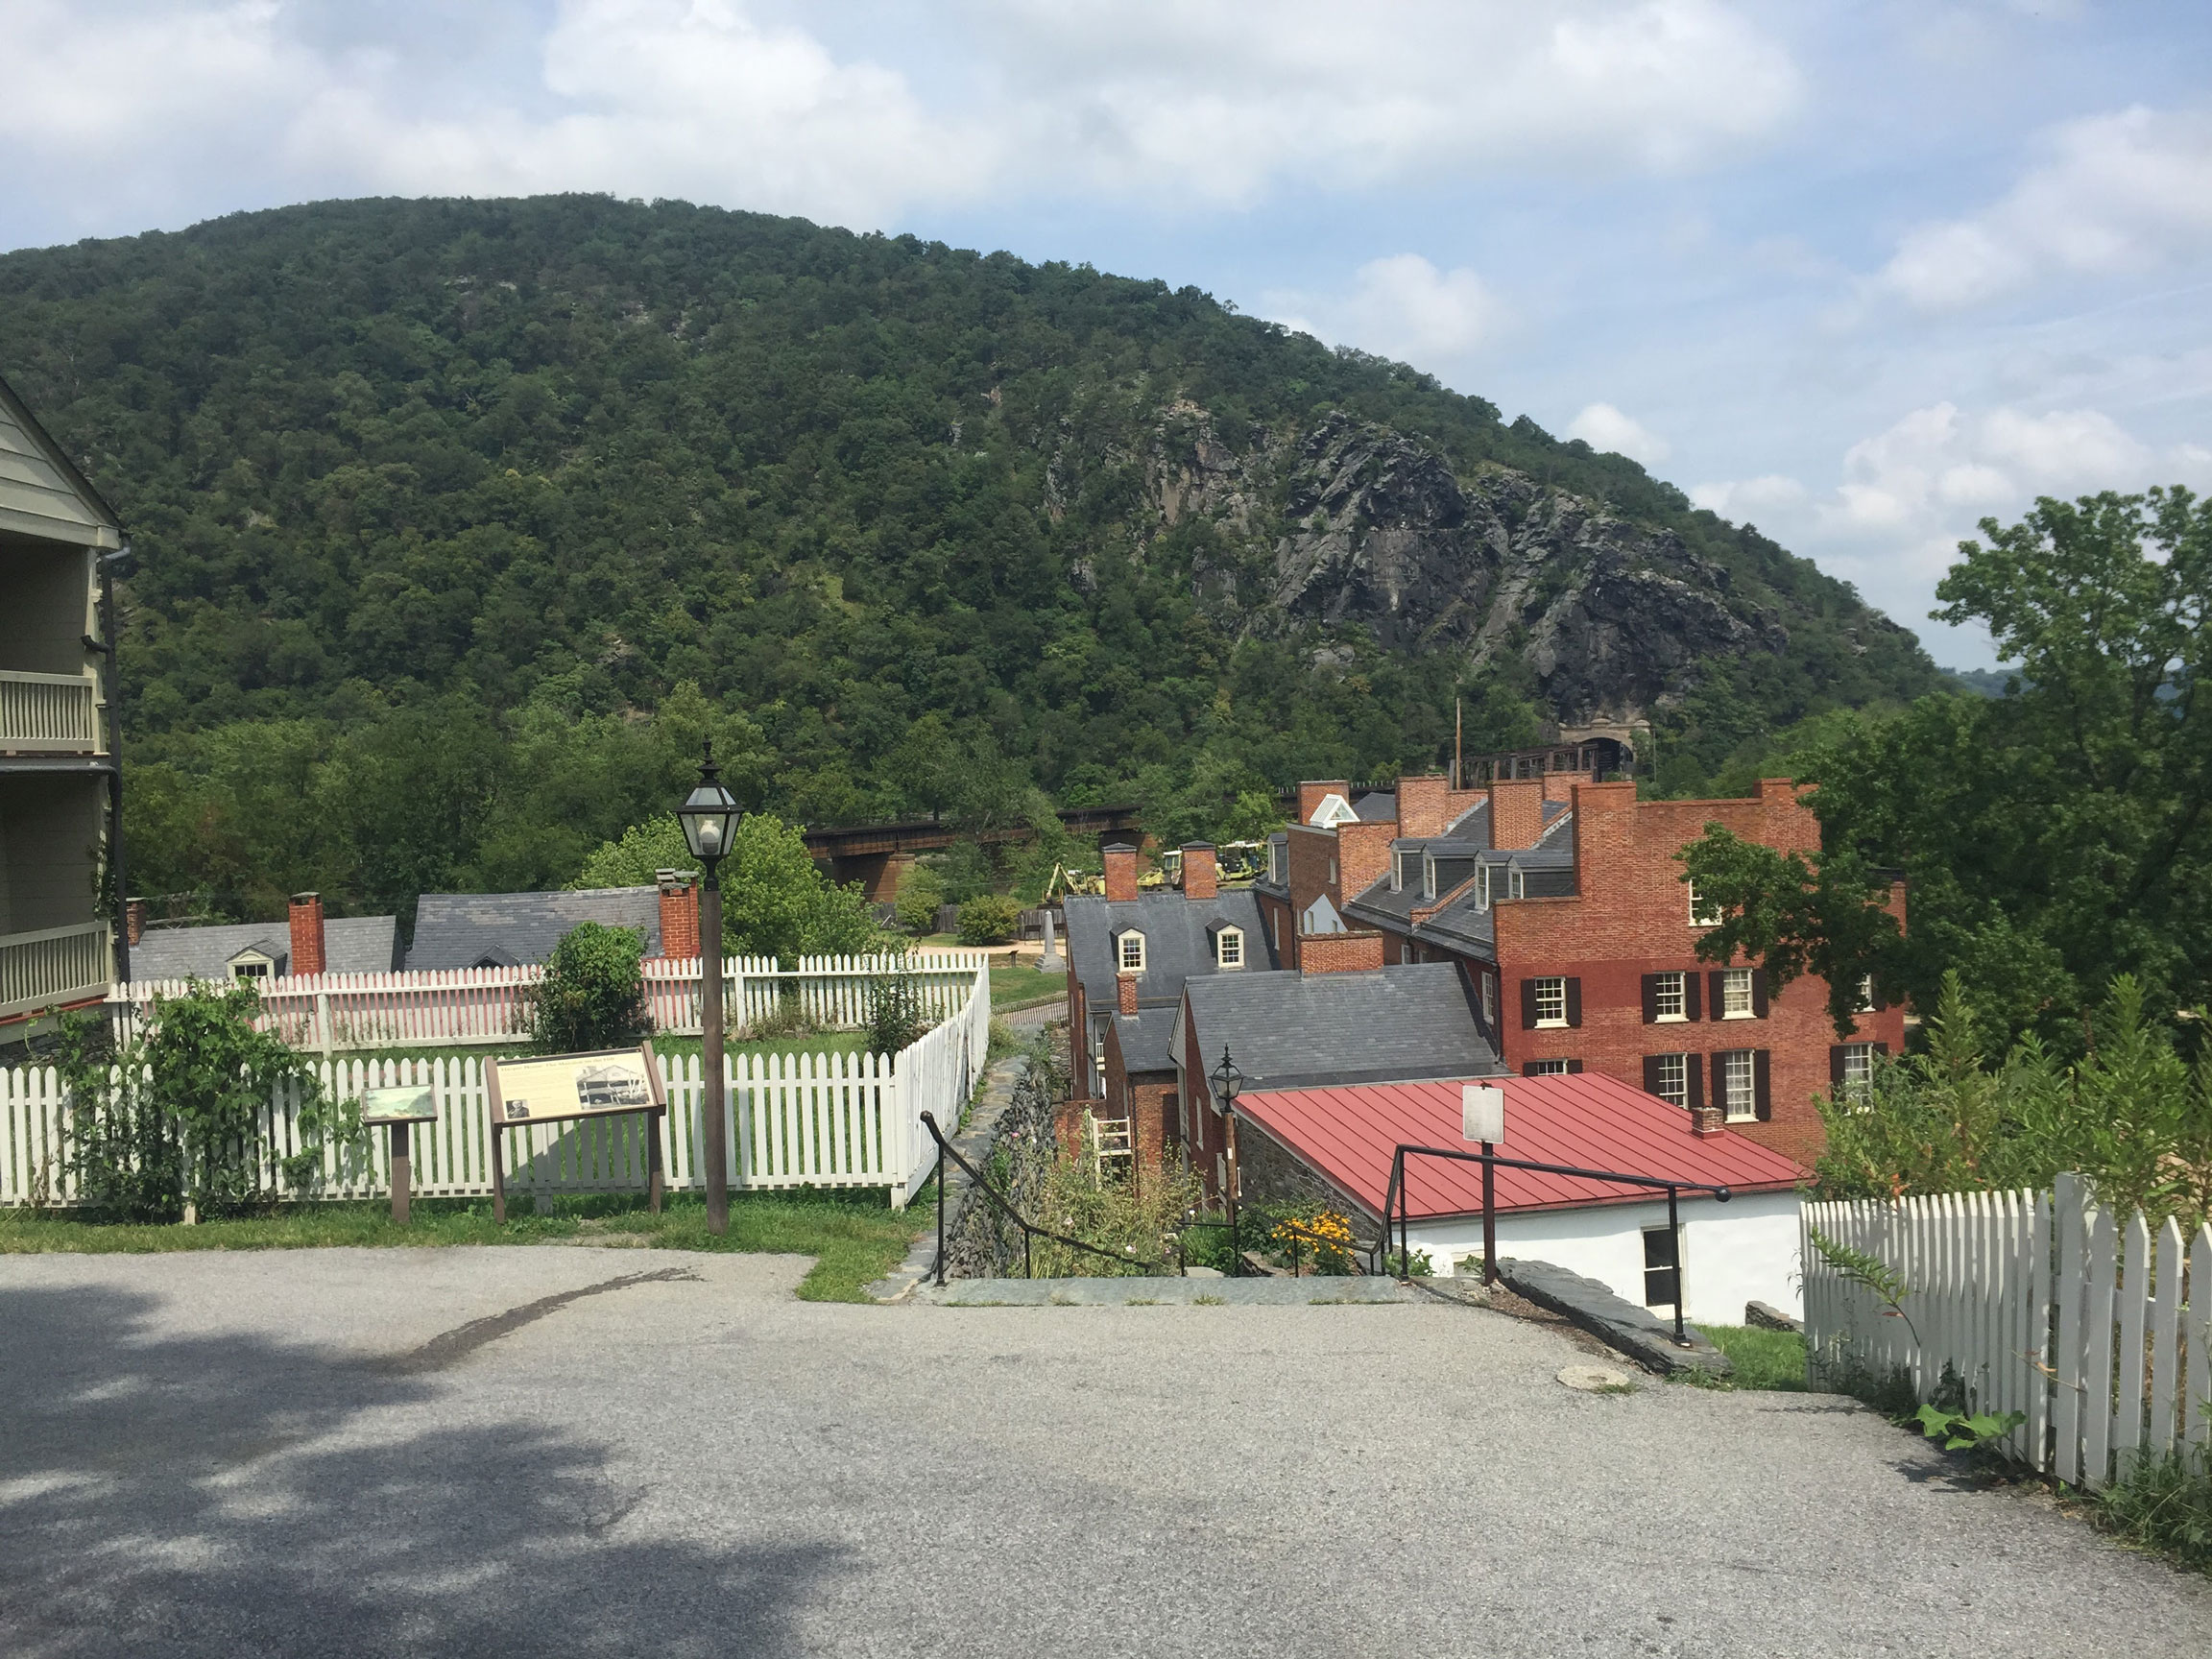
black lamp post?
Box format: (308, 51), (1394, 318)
(1209, 1046), (1244, 1264)
(678, 740), (739, 1236)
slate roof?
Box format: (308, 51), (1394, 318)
(1445, 798), (1490, 841)
(407, 887), (663, 971)
(1184, 964), (1501, 1094)
(1063, 888), (1276, 1011)
(131, 916), (401, 982)
(1352, 791), (1398, 822)
(1109, 1004), (1182, 1075)
(1236, 1072), (1804, 1223)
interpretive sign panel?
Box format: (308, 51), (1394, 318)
(485, 1045), (665, 1127)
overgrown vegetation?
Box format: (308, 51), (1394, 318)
(1024, 1111), (1204, 1277)
(526, 922), (649, 1052)
(862, 962), (929, 1056)
(58, 983), (357, 1221)
(1809, 973), (2212, 1229)
(2096, 1447), (2212, 1574)
(1673, 1325), (1811, 1393)
(955, 894), (1022, 946)
(0, 194), (1936, 932)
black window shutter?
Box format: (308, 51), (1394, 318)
(1685, 972), (1702, 1022)
(1520, 978), (1539, 1029)
(1708, 971), (1726, 1018)
(1830, 1046), (1846, 1089)
(1874, 1041), (1890, 1057)
(1710, 1052), (1726, 1112)
(1868, 978), (1887, 1013)
(1522, 1061), (1546, 1077)
(1565, 977), (1582, 1027)
(1643, 1054), (1664, 1094)
(1752, 969), (1770, 1018)
(1566, 1058), (1583, 1074)
(1641, 974), (1659, 1023)
(1755, 1050), (1773, 1119)
(1687, 1055), (1705, 1110)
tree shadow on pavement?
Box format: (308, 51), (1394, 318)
(0, 1284), (839, 1659)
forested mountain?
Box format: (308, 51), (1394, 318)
(0, 195), (1939, 922)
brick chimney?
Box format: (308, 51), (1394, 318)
(656, 869), (701, 961)
(1181, 842), (1217, 902)
(1690, 1104), (1725, 1138)
(1335, 820), (1395, 900)
(1397, 774), (1450, 838)
(1296, 780), (1351, 825)
(125, 897), (147, 947)
(1541, 766), (1590, 803)
(1489, 780), (1547, 851)
(1300, 930), (1385, 974)
(1118, 974), (1140, 1014)
(288, 893), (326, 977)
(1103, 843), (1140, 903)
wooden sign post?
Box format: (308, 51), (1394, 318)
(361, 1086), (438, 1225)
(484, 1044), (668, 1225)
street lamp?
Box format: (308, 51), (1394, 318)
(1209, 1046), (1245, 1264)
(678, 740), (740, 1236)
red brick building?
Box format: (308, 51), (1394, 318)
(1252, 771), (1905, 1167)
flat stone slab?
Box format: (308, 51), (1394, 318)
(1556, 1364), (1636, 1392)
(916, 1274), (1418, 1307)
(1496, 1258), (1733, 1378)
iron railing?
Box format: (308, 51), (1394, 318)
(1378, 1142), (1733, 1343)
(918, 1109), (1167, 1285)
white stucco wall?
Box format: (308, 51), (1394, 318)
(1402, 1190), (1801, 1326)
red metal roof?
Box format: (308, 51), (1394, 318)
(1235, 1073), (1806, 1222)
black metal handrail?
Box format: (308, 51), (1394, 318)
(919, 1110), (1166, 1285)
(1378, 1142), (1733, 1344)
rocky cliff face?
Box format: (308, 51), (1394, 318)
(1128, 407), (1796, 726)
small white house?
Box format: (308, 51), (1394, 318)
(1234, 1072), (1808, 1324)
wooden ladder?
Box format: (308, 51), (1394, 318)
(1089, 1114), (1135, 1166)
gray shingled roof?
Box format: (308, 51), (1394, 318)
(1110, 1004), (1182, 1075)
(1063, 888), (1278, 1010)
(407, 887), (663, 971)
(1186, 964), (1501, 1093)
(131, 916), (400, 982)
(1353, 791), (1398, 822)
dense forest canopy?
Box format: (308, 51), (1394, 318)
(0, 194), (1940, 925)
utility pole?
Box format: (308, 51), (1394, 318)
(1454, 695), (1463, 791)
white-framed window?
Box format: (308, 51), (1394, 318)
(1272, 912), (1283, 952)
(1269, 841), (1286, 884)
(1643, 1226), (1680, 1310)
(1328, 856), (1338, 886)
(1527, 1058), (1572, 1076)
(1509, 866), (1527, 901)
(1481, 973), (1497, 1026)
(1653, 971), (1687, 1022)
(1475, 864), (1492, 909)
(1214, 927), (1244, 969)
(1533, 976), (1568, 1027)
(1117, 931), (1146, 974)
(1721, 1049), (1757, 1120)
(1688, 879), (1723, 926)
(1856, 974), (1877, 1014)
(1653, 1052), (1689, 1107)
(1720, 967), (1756, 1018)
(231, 959), (271, 980)
(1089, 1017), (1107, 1079)
(1839, 1042), (1875, 1101)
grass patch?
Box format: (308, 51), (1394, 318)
(2093, 1448), (2212, 1574)
(0, 1187), (928, 1303)
(990, 962), (1063, 1011)
(1671, 1325), (1810, 1392)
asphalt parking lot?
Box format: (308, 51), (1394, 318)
(5, 1247), (2208, 1658)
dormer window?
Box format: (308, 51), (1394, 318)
(1509, 866), (1526, 901)
(1475, 864), (1492, 909)
(1421, 854), (1436, 902)
(1116, 930), (1146, 974)
(1269, 841), (1286, 884)
(1214, 926), (1244, 969)
(1392, 851), (1412, 893)
(228, 948), (279, 980)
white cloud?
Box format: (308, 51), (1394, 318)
(1827, 400), (2162, 534)
(1689, 474), (1805, 517)
(0, 0), (1803, 240)
(1875, 107), (2212, 312)
(1265, 254), (1509, 367)
(1566, 401), (1671, 466)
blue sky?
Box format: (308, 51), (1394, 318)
(10, 2), (2211, 667)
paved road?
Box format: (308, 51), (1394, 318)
(5, 1248), (2208, 1658)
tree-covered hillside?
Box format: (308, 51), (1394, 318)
(0, 195), (1939, 922)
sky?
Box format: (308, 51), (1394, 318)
(8, 1), (2212, 668)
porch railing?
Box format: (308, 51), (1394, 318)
(0, 671), (101, 753)
(0, 923), (112, 1022)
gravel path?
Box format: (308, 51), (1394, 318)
(5, 1248), (2207, 1658)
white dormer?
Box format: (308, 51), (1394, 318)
(1300, 893), (1348, 935)
(1211, 924), (1245, 969)
(228, 946), (280, 980)
(1308, 792), (1358, 828)
(1114, 928), (1147, 974)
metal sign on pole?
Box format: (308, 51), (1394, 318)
(1462, 1083), (1505, 1286)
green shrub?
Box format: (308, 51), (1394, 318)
(894, 866), (944, 935)
(864, 962), (930, 1055)
(956, 894), (1022, 946)
(2099, 1445), (2212, 1573)
(529, 923), (649, 1052)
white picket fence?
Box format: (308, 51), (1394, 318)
(108, 951), (997, 1056)
(1803, 1175), (2212, 1487)
(3, 962), (989, 1211)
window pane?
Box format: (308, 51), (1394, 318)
(1722, 968), (1754, 1016)
(1656, 1053), (1687, 1107)
(1528, 1059), (1570, 1076)
(1723, 1050), (1756, 1118)
(1654, 972), (1685, 1019)
(1534, 977), (1566, 1022)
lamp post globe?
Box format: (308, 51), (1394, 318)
(681, 740), (739, 1236)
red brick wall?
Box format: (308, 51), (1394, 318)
(657, 877), (700, 960)
(1285, 825), (1338, 950)
(1103, 845), (1139, 902)
(1095, 1021), (1183, 1174)
(1542, 767), (1594, 803)
(1297, 780), (1352, 824)
(1181, 843), (1217, 901)
(1336, 820), (1395, 901)
(1490, 780), (1906, 1167)
(1255, 892), (1294, 967)
(1490, 780), (1547, 849)
(1446, 786), (1487, 829)
(1300, 929), (1385, 974)
(289, 894), (326, 976)
(1397, 774), (1450, 837)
